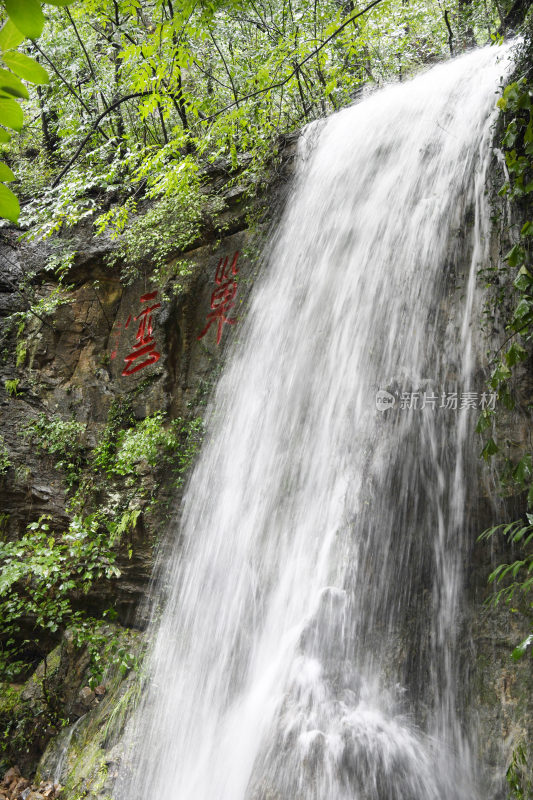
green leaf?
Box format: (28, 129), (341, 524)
(498, 182), (509, 197)
(490, 361), (511, 388)
(521, 221), (533, 237)
(513, 265), (533, 292)
(511, 298), (533, 330)
(0, 162), (15, 182)
(511, 633), (533, 661)
(3, 52), (49, 85)
(0, 98), (23, 131)
(505, 341), (527, 367)
(0, 69), (29, 100)
(0, 20), (25, 51)
(0, 128), (12, 143)
(513, 454), (532, 485)
(5, 0), (45, 40)
(504, 243), (525, 268)
(0, 182), (20, 222)
(481, 437), (499, 461)
(499, 385), (515, 410)
(44, 0), (77, 5)
(475, 411), (492, 434)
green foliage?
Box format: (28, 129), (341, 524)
(103, 412), (172, 476)
(506, 743), (533, 799)
(94, 410), (203, 485)
(0, 0), (75, 222)
(0, 397), (202, 684)
(21, 143), (129, 238)
(1, 248), (74, 369)
(4, 377), (20, 396)
(0, 0), (508, 246)
(0, 678), (62, 766)
(478, 32), (533, 667)
(5, 0), (46, 41)
(103, 192), (212, 285)
(170, 416), (204, 487)
(479, 518), (533, 611)
(89, 397), (135, 476)
(15, 337), (27, 368)
(0, 513), (120, 681)
(44, 247), (76, 280)
(22, 412), (87, 488)
(0, 436), (11, 475)
(94, 145), (226, 284)
(67, 618), (139, 688)
(479, 67), (532, 462)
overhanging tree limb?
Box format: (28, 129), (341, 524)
(200, 0), (387, 125)
(51, 92), (150, 187)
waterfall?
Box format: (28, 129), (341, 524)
(115, 45), (514, 800)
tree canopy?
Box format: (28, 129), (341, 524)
(0, 0), (524, 243)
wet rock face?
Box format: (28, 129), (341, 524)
(0, 221), (264, 613)
(461, 148), (533, 793)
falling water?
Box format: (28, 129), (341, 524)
(52, 716), (85, 784)
(116, 45), (514, 800)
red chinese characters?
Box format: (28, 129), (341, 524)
(198, 251), (239, 345)
(121, 291), (162, 377)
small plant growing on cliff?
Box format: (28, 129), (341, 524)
(102, 192), (208, 285)
(22, 413), (87, 489)
(90, 397), (135, 475)
(479, 518), (533, 607)
(93, 410), (203, 482)
(506, 743), (533, 799)
(0, 437), (11, 475)
(4, 378), (20, 397)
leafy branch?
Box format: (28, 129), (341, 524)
(50, 91), (150, 187)
(0, 0), (77, 222)
(200, 0), (387, 125)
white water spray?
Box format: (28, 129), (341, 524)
(116, 45), (514, 800)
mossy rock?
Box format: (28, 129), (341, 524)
(36, 627), (144, 800)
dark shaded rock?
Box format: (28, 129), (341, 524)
(71, 687), (96, 717)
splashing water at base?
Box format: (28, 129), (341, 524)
(115, 45), (515, 800)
